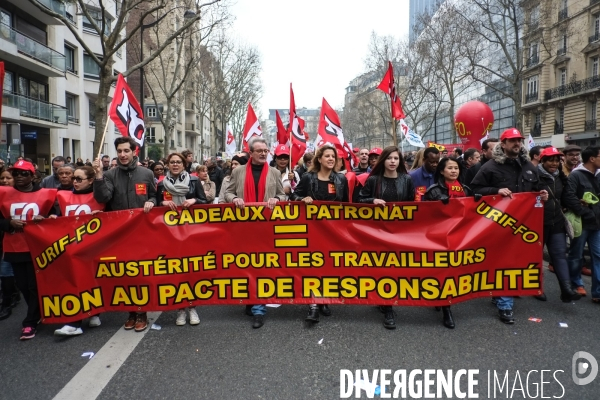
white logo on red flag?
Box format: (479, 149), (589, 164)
(109, 74), (145, 148)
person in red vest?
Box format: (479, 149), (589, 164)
(50, 166), (105, 336)
(0, 160), (57, 340)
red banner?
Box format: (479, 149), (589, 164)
(25, 194), (544, 324)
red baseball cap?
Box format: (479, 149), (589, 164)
(369, 148), (382, 156)
(500, 128), (524, 141)
(8, 160), (35, 174)
(353, 147), (359, 153)
(540, 147), (563, 159)
(274, 144), (290, 157)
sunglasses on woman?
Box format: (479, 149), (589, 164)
(11, 170), (31, 177)
(71, 176), (91, 183)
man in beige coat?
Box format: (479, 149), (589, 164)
(225, 136), (286, 328)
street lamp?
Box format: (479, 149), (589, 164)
(139, 9), (197, 160)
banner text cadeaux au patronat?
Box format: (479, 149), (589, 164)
(24, 194), (544, 323)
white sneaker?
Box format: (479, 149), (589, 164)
(188, 307), (200, 325)
(89, 316), (101, 327)
(175, 309), (187, 326)
(54, 325), (83, 336)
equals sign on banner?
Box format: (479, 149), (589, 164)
(273, 225), (308, 248)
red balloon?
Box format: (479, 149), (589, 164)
(454, 101), (494, 149)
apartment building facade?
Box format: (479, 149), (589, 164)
(0, 0), (124, 172)
(522, 0), (600, 149)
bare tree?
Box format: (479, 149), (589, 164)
(206, 31), (263, 152)
(27, 0), (221, 155)
(415, 2), (476, 143)
(456, 0), (566, 132)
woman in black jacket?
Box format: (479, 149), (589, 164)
(424, 157), (474, 329)
(157, 152), (208, 326)
(537, 147), (581, 302)
(291, 145), (348, 323)
(358, 146), (415, 330)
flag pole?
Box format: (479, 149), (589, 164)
(96, 113), (110, 161)
(391, 95), (397, 147)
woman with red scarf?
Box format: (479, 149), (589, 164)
(424, 156), (475, 329)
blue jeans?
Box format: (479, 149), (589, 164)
(251, 305), (266, 316)
(567, 229), (600, 298)
(495, 297), (513, 311)
(0, 260), (14, 277)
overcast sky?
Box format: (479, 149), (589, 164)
(228, 0), (410, 119)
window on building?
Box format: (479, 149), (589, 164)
(4, 70), (13, 92)
(89, 99), (96, 127)
(146, 127), (155, 143)
(177, 130), (182, 147)
(176, 109), (181, 123)
(147, 107), (157, 118)
(596, 14), (600, 37)
(591, 101), (597, 121)
(82, 8), (112, 35)
(559, 68), (567, 86)
(1, 9), (11, 27)
(561, 34), (567, 52)
(530, 5), (539, 26)
(83, 53), (101, 79)
(593, 57), (599, 78)
(558, 108), (564, 126)
(527, 75), (538, 95)
(65, 44), (76, 73)
(66, 93), (78, 122)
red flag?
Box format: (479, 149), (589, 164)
(0, 62), (4, 128)
(109, 74), (145, 148)
(288, 84), (307, 168)
(275, 110), (288, 145)
(317, 98), (359, 168)
(377, 61), (405, 120)
(242, 103), (262, 152)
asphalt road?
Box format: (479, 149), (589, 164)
(1, 266), (599, 400)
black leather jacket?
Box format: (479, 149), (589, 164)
(290, 171), (349, 202)
(358, 174), (415, 203)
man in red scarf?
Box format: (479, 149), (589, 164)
(225, 136), (286, 328)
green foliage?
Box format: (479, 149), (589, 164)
(147, 145), (163, 161)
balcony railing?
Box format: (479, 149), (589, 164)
(37, 0), (66, 18)
(558, 9), (568, 21)
(585, 119), (597, 131)
(67, 116), (79, 123)
(589, 32), (600, 43)
(525, 92), (539, 104)
(531, 123), (542, 137)
(529, 21), (539, 31)
(185, 123), (196, 131)
(2, 90), (67, 125)
(554, 123), (564, 134)
(592, 0), (600, 6)
(545, 75), (600, 100)
(0, 23), (66, 72)
(557, 47), (567, 56)
(526, 55), (539, 68)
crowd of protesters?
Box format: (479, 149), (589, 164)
(0, 129), (596, 339)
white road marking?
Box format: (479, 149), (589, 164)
(53, 312), (162, 400)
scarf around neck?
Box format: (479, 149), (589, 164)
(244, 162), (269, 202)
(163, 171), (191, 205)
(537, 163), (558, 181)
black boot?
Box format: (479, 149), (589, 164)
(0, 305), (11, 320)
(559, 280), (582, 303)
(442, 306), (455, 329)
(319, 305), (331, 316)
(382, 306), (396, 330)
(305, 307), (319, 323)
